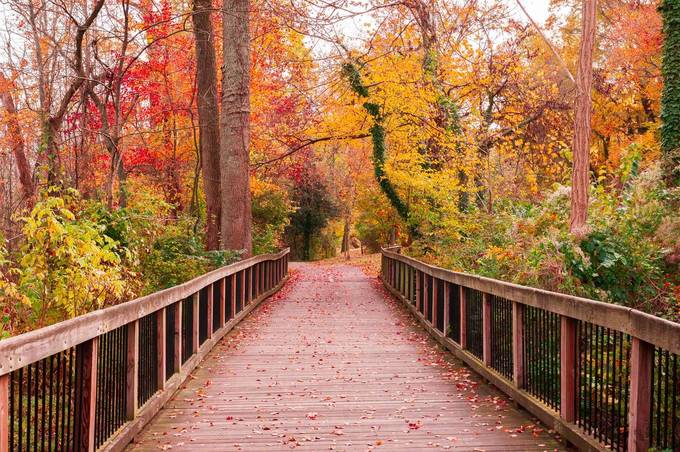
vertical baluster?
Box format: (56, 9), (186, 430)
(628, 337), (653, 452)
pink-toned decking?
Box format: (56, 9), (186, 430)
(127, 263), (565, 451)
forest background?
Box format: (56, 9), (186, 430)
(0, 0), (678, 337)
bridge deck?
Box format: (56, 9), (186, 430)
(127, 262), (566, 451)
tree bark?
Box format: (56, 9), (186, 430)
(0, 74), (35, 201)
(221, 0), (253, 256)
(569, 0), (597, 235)
(193, 0), (222, 250)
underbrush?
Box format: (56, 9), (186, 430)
(408, 164), (680, 321)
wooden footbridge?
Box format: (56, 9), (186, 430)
(0, 248), (678, 451)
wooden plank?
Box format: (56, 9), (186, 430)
(560, 316), (577, 422)
(483, 293), (492, 366)
(126, 320), (139, 420)
(382, 274), (603, 452)
(206, 285), (213, 340)
(512, 302), (525, 388)
(157, 308), (166, 391)
(628, 337), (653, 452)
(381, 249), (680, 356)
(460, 285), (467, 350)
(99, 274), (289, 452)
(0, 374), (8, 452)
(0, 249), (290, 376)
(76, 337), (98, 451)
(130, 264), (564, 452)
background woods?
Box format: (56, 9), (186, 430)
(0, 0), (679, 338)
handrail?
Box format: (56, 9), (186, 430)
(0, 249), (290, 451)
(381, 247), (679, 452)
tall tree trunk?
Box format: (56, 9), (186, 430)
(193, 0), (222, 250)
(221, 0), (253, 256)
(660, 0), (680, 188)
(0, 75), (35, 201)
(569, 0), (597, 235)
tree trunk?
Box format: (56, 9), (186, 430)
(660, 0), (680, 188)
(569, 0), (597, 235)
(221, 0), (253, 256)
(341, 217), (350, 259)
(193, 0), (222, 250)
(0, 75), (35, 201)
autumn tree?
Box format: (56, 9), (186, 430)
(569, 0), (597, 235)
(193, 0), (222, 250)
(222, 0), (253, 255)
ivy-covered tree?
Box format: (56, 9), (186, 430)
(342, 62), (416, 237)
(660, 0), (680, 188)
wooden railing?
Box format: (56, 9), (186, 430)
(381, 247), (679, 452)
(0, 249), (290, 452)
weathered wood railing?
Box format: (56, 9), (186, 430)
(0, 249), (290, 452)
(381, 247), (679, 452)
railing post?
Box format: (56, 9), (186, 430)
(482, 293), (492, 366)
(173, 302), (182, 373)
(76, 337), (98, 451)
(432, 278), (438, 329)
(560, 316), (577, 422)
(192, 293), (199, 353)
(219, 278), (226, 326)
(156, 308), (166, 391)
(256, 263), (261, 296)
(443, 282), (450, 336)
(460, 286), (467, 349)
(126, 320), (139, 420)
(231, 274), (237, 317)
(512, 302), (525, 388)
(628, 337), (653, 452)
(415, 271), (421, 311)
(206, 285), (213, 340)
(423, 275), (429, 319)
(240, 271), (246, 309)
(0, 373), (8, 452)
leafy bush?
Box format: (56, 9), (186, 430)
(140, 230), (240, 294)
(252, 180), (292, 255)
